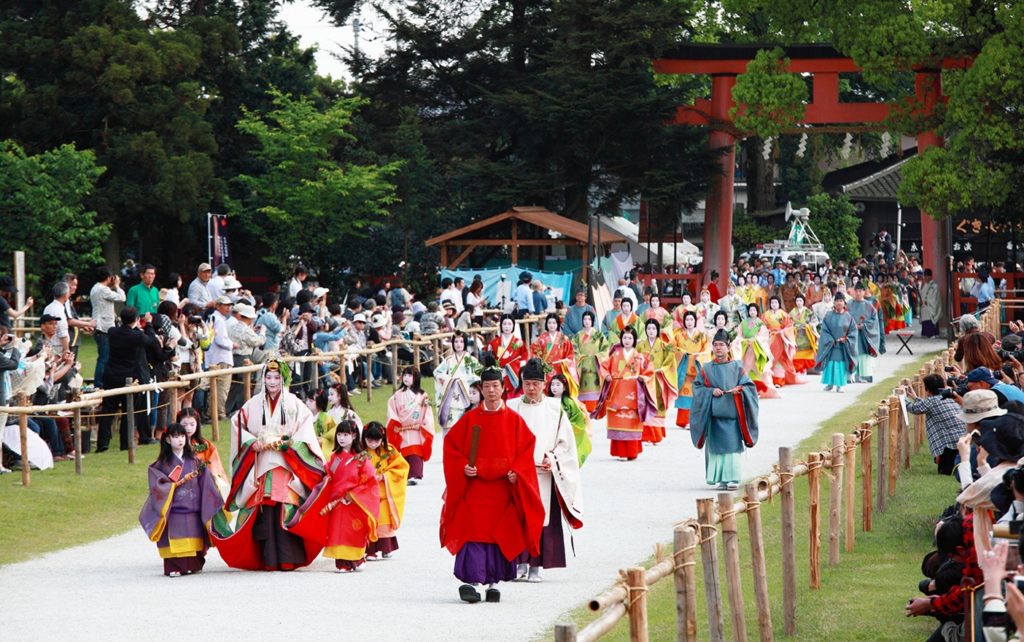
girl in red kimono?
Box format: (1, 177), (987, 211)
(318, 420), (380, 572)
(530, 313), (577, 394)
(386, 366), (434, 485)
(593, 327), (655, 461)
(486, 314), (528, 397)
(362, 421), (409, 560)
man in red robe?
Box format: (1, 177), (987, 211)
(440, 367), (545, 603)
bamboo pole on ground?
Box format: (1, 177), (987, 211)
(674, 525), (699, 642)
(887, 398), (899, 496)
(125, 380), (136, 464)
(875, 404), (888, 513)
(779, 447), (797, 635)
(627, 566), (649, 642)
(807, 452), (822, 589)
(717, 493), (747, 642)
(555, 623), (577, 642)
(578, 603), (627, 642)
(861, 420), (873, 531)
(209, 375), (220, 441)
(17, 393), (30, 486)
(844, 434), (857, 552)
(744, 483), (773, 642)
(828, 434), (844, 566)
(697, 498), (725, 642)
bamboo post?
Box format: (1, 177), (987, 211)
(717, 492), (748, 642)
(861, 421), (873, 531)
(73, 404), (83, 475)
(875, 404), (888, 513)
(887, 398), (898, 496)
(828, 434), (844, 566)
(844, 434), (857, 552)
(391, 344), (400, 392)
(898, 392), (911, 470)
(242, 359), (253, 402)
(697, 498), (725, 642)
(432, 338), (440, 370)
(744, 483), (774, 642)
(627, 566), (649, 642)
(17, 393), (30, 486)
(209, 374), (220, 441)
(779, 447), (797, 635)
(169, 385), (180, 421)
(413, 337), (422, 373)
(366, 352), (374, 402)
(125, 379), (136, 464)
(914, 378), (926, 449)
(674, 525), (699, 642)
(338, 353), (347, 387)
(555, 623), (577, 642)
(807, 452), (822, 590)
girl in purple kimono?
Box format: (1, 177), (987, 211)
(139, 423), (224, 576)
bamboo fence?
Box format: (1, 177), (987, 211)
(554, 302), (1000, 642)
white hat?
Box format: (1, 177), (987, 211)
(233, 303), (256, 319)
(959, 389), (1007, 425)
(215, 295), (232, 306)
(353, 313), (367, 323)
(371, 313), (386, 329)
(313, 287), (330, 298)
(223, 276), (242, 291)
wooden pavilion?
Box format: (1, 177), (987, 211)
(425, 206), (626, 277)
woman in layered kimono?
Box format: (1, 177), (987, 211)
(573, 311), (610, 412)
(289, 420), (379, 572)
(385, 366), (434, 485)
(327, 384), (362, 436)
(641, 294), (671, 331)
(486, 314), (528, 397)
(673, 310), (711, 429)
(879, 277), (906, 333)
(695, 288), (720, 331)
(671, 292), (698, 330)
(736, 303), (778, 399)
(789, 294), (818, 373)
(592, 327), (655, 461)
(637, 318), (678, 444)
(547, 374), (592, 466)
(530, 313), (577, 394)
(139, 423), (224, 576)
(176, 407), (228, 498)
(717, 282), (746, 328)
(609, 298), (641, 343)
(312, 389), (338, 457)
(361, 421), (409, 560)
(433, 331), (481, 434)
(706, 310), (736, 345)
(763, 296), (803, 387)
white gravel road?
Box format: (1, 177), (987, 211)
(0, 335), (945, 642)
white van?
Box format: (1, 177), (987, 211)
(741, 249), (831, 271)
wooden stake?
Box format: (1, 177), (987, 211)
(125, 379), (136, 465)
(169, 385), (180, 422)
(674, 525), (699, 642)
(898, 393), (911, 471)
(242, 359), (252, 402)
(808, 452), (822, 589)
(717, 493), (748, 642)
(828, 434), (844, 566)
(875, 404), (888, 513)
(209, 375), (220, 441)
(860, 421), (873, 531)
(17, 393), (30, 486)
(391, 344), (400, 392)
(844, 434), (857, 552)
(338, 354), (347, 387)
(627, 566), (649, 642)
(914, 378), (926, 450)
(697, 498), (725, 642)
(366, 352), (374, 402)
(555, 623), (577, 642)
(413, 339), (421, 374)
(744, 483), (774, 642)
(779, 447), (797, 635)
(73, 405), (83, 475)
(887, 398), (898, 496)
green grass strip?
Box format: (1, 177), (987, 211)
(565, 353), (959, 641)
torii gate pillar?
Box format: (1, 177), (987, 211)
(703, 74), (738, 290)
(916, 71), (949, 325)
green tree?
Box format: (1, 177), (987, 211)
(0, 141), (109, 289)
(230, 89), (400, 280)
(804, 193), (861, 263)
(731, 208), (778, 253)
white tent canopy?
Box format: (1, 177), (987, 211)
(598, 215), (701, 266)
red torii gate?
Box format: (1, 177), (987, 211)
(653, 44), (969, 313)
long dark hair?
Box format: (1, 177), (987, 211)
(546, 374), (571, 401)
(334, 419), (364, 454)
(157, 423), (194, 466)
(544, 312), (561, 332)
(618, 326), (638, 346)
(361, 420), (388, 451)
(176, 407), (204, 444)
(399, 365), (423, 394)
(330, 383), (355, 411)
(314, 388), (329, 413)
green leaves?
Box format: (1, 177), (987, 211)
(803, 193), (861, 263)
(0, 141), (109, 288)
(730, 48), (807, 138)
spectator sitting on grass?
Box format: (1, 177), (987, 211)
(906, 373), (967, 475)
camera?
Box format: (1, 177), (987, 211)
(997, 348), (1024, 362)
(945, 375), (969, 398)
(188, 315), (204, 325)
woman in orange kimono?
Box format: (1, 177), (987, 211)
(637, 318), (677, 444)
(486, 314), (529, 397)
(289, 420), (379, 572)
(671, 292), (698, 330)
(530, 313), (577, 394)
(609, 298), (641, 343)
(592, 327), (655, 461)
(673, 310), (711, 429)
(385, 367), (434, 485)
(764, 296), (804, 387)
(361, 421), (408, 560)
(641, 294), (672, 331)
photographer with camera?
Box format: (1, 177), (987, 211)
(906, 374), (967, 475)
(966, 368), (1024, 407)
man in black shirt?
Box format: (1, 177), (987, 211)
(96, 307), (161, 452)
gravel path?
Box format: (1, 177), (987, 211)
(0, 335), (945, 642)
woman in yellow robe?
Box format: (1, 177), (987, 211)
(789, 294), (819, 373)
(637, 318), (678, 444)
(361, 421), (409, 560)
(673, 310), (711, 429)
